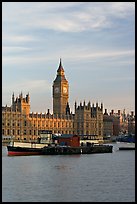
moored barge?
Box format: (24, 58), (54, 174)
(7, 133), (113, 156)
(119, 146), (135, 150)
(7, 144), (113, 156)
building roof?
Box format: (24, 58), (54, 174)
(61, 134), (79, 138)
(53, 134), (79, 139)
(53, 58), (68, 83)
(57, 58), (64, 72)
(2, 106), (11, 112)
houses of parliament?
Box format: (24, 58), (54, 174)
(2, 59), (104, 142)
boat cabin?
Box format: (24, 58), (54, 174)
(53, 134), (80, 147)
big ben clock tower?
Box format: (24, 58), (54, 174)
(53, 59), (69, 116)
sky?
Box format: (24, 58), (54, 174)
(2, 2), (135, 115)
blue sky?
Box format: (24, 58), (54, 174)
(2, 2), (135, 114)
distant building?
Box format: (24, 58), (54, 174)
(103, 109), (113, 137)
(110, 110), (120, 136)
(2, 59), (104, 143)
(119, 109), (128, 134)
(127, 111), (135, 134)
(103, 109), (120, 136)
(103, 109), (135, 136)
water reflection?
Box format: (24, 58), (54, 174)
(2, 144), (135, 202)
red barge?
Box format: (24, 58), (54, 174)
(7, 143), (113, 156)
(6, 134), (113, 156)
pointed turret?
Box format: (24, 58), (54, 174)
(75, 101), (77, 110)
(26, 92), (30, 103)
(88, 101), (91, 109)
(12, 92), (14, 103)
(21, 91), (23, 98)
(101, 102), (103, 111)
(57, 58), (65, 76)
(54, 58), (67, 82)
(66, 102), (70, 115)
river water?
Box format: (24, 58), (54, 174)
(2, 143), (135, 202)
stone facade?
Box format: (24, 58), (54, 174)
(2, 59), (104, 142)
(74, 101), (103, 140)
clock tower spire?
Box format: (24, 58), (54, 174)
(53, 59), (69, 116)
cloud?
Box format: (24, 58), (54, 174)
(23, 2), (134, 32)
(109, 2), (135, 17)
(2, 34), (35, 49)
(2, 2), (135, 33)
(73, 49), (135, 60)
(2, 46), (32, 55)
(2, 35), (34, 43)
(101, 75), (135, 82)
(2, 2), (135, 113)
(2, 79), (51, 94)
(2, 47), (135, 66)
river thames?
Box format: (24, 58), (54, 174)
(2, 143), (135, 202)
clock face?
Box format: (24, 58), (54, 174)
(55, 87), (59, 93)
(63, 87), (67, 93)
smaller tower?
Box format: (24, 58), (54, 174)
(66, 102), (70, 115)
(101, 102), (103, 111)
(88, 101), (91, 108)
(75, 101), (77, 111)
(11, 92), (30, 115)
(26, 92), (30, 103)
(12, 92), (14, 106)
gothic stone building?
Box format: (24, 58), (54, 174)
(2, 59), (104, 142)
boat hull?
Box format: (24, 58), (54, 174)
(119, 147), (135, 150)
(7, 144), (113, 156)
(7, 145), (43, 156)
